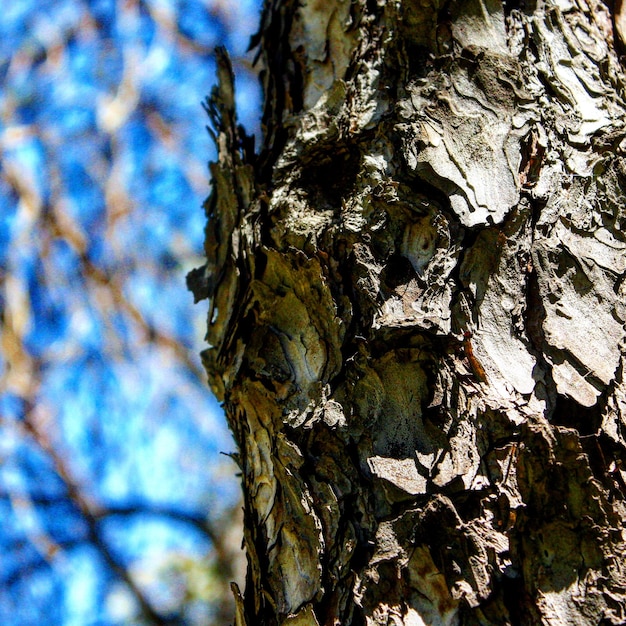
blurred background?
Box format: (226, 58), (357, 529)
(0, 0), (262, 624)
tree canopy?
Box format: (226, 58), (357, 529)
(0, 1), (261, 623)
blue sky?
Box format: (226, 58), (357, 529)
(0, 1), (262, 623)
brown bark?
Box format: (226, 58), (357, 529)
(189, 0), (626, 623)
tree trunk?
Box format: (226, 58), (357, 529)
(189, 0), (626, 623)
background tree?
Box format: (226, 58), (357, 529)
(191, 0), (626, 623)
(0, 2), (262, 623)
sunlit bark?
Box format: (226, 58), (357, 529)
(192, 0), (626, 623)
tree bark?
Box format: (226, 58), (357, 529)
(189, 0), (626, 623)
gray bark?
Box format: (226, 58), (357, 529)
(189, 0), (626, 623)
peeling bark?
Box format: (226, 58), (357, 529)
(190, 1), (626, 624)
